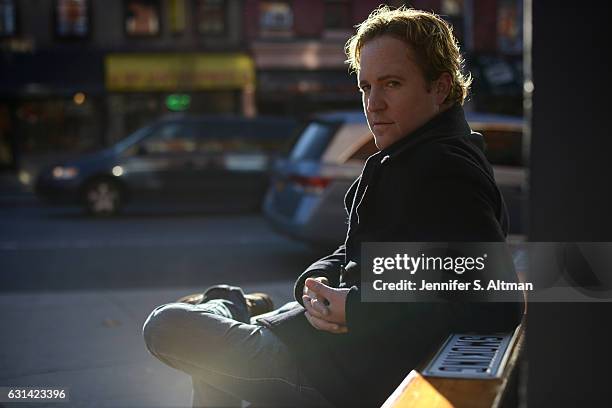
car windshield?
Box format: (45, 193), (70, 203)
(112, 124), (155, 153)
(289, 121), (335, 161)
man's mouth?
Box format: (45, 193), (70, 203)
(372, 122), (394, 126)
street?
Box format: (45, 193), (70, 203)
(0, 199), (329, 407)
(0, 202), (328, 292)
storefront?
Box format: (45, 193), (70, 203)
(104, 53), (256, 143)
(250, 41), (361, 116)
(0, 49), (106, 170)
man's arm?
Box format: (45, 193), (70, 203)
(293, 244), (346, 306)
(293, 174), (360, 304)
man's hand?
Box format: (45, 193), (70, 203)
(302, 277), (350, 334)
(302, 276), (330, 315)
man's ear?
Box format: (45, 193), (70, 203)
(433, 72), (452, 106)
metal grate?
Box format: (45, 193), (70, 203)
(422, 333), (513, 379)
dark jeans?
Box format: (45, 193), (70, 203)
(143, 299), (334, 408)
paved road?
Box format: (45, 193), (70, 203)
(0, 203), (329, 292)
(0, 201), (332, 407)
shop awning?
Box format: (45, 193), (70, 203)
(105, 53), (255, 92)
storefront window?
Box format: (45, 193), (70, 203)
(168, 0), (186, 34)
(498, 0), (522, 54)
(195, 0), (226, 35)
(0, 0), (16, 37)
(125, 0), (160, 36)
(259, 1), (293, 38)
(442, 0), (462, 16)
(441, 0), (464, 45)
(324, 0), (351, 30)
(15, 99), (103, 154)
(56, 0), (89, 38)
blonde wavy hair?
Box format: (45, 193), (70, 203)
(345, 5), (472, 106)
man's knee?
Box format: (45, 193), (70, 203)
(143, 303), (189, 358)
(143, 302), (251, 377)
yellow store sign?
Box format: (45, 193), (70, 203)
(105, 53), (255, 91)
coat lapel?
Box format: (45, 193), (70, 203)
(347, 152), (382, 238)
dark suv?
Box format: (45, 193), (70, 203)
(35, 115), (297, 215)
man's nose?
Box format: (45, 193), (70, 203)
(367, 88), (386, 112)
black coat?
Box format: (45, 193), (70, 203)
(258, 105), (524, 407)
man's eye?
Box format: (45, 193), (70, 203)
(386, 81), (400, 88)
(359, 85), (371, 93)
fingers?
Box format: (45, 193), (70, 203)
(303, 276), (329, 296)
(303, 285), (314, 298)
(305, 311), (348, 334)
(304, 277), (322, 292)
(317, 277), (329, 285)
(302, 277), (331, 313)
(302, 295), (329, 318)
(303, 289), (329, 307)
(305, 278), (335, 303)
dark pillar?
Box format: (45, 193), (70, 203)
(528, 1), (612, 406)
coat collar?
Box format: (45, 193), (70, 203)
(348, 104), (472, 233)
(376, 104), (471, 165)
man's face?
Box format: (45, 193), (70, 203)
(358, 35), (441, 150)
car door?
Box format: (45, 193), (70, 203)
(119, 121), (199, 202)
(189, 119), (269, 206)
(220, 122), (273, 201)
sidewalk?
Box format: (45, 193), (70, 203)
(0, 281), (295, 408)
(0, 171), (37, 207)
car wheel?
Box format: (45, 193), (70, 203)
(84, 179), (122, 216)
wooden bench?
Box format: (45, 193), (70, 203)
(381, 321), (526, 408)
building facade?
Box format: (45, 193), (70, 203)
(0, 0), (249, 170)
(245, 0), (523, 116)
(0, 0), (522, 171)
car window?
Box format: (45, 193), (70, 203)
(347, 127), (523, 166)
(191, 120), (294, 154)
(252, 120), (299, 153)
(196, 137), (267, 154)
(140, 123), (196, 154)
(113, 124), (154, 153)
(193, 121), (242, 139)
(289, 121), (335, 161)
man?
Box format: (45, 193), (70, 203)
(143, 6), (523, 407)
